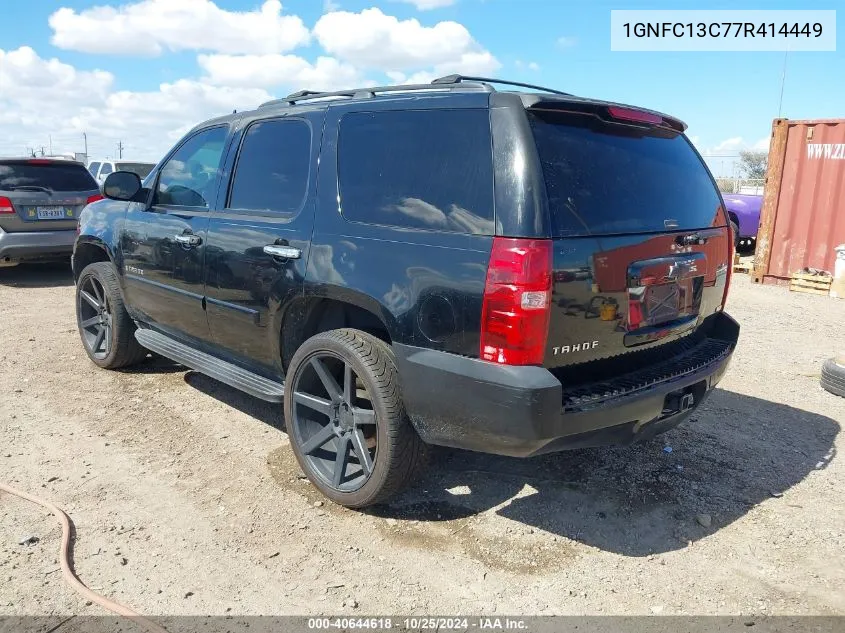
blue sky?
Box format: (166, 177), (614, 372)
(0, 0), (841, 173)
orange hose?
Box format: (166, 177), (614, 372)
(1, 482), (168, 633)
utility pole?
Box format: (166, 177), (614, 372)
(49, 135), (53, 156)
(777, 47), (788, 118)
(117, 141), (124, 159)
(40, 147), (45, 156)
(83, 132), (88, 161)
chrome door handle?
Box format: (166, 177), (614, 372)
(263, 245), (301, 259)
(174, 233), (202, 246)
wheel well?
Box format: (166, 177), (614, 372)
(282, 298), (391, 370)
(727, 211), (739, 227)
(73, 243), (110, 281)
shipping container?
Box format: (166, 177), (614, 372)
(752, 117), (845, 285)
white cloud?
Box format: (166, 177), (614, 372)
(703, 136), (770, 155)
(556, 36), (578, 48)
(0, 46), (271, 161)
(313, 8), (497, 72)
(198, 54), (363, 90)
(712, 136), (745, 153)
(515, 60), (540, 71)
(394, 0), (456, 9)
(752, 136), (771, 151)
(386, 50), (500, 86)
(323, 0), (341, 12)
(49, 0), (310, 56)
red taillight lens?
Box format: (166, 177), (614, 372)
(0, 196), (15, 214)
(607, 106), (663, 126)
(722, 220), (734, 310)
(480, 237), (552, 366)
(86, 194), (104, 205)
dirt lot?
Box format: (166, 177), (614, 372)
(1, 264), (844, 617)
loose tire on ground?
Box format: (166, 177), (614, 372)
(284, 328), (427, 508)
(75, 262), (147, 369)
(820, 358), (845, 398)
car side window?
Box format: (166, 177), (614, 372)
(88, 162), (101, 177)
(227, 119), (311, 214)
(337, 109), (495, 234)
(99, 163), (113, 176)
(156, 127), (228, 208)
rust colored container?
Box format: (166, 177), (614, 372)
(753, 117), (845, 284)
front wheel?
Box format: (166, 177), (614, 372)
(75, 262), (147, 369)
(284, 329), (427, 508)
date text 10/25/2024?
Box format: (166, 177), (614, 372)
(307, 617), (529, 630)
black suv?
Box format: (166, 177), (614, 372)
(1, 158), (102, 267)
(73, 75), (739, 508)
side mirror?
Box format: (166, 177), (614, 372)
(103, 171), (143, 202)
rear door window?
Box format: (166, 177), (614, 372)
(99, 163), (113, 176)
(529, 110), (725, 236)
(338, 109), (495, 235)
(0, 161), (98, 192)
(227, 119), (311, 214)
(88, 162), (101, 177)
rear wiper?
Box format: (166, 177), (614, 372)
(7, 185), (53, 193)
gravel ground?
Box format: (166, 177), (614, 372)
(1, 263), (844, 617)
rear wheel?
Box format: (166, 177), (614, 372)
(76, 262), (147, 369)
(284, 329), (426, 508)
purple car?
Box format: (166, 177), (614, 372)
(722, 193), (762, 254)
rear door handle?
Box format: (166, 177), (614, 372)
(174, 234), (202, 247)
(263, 244), (301, 260)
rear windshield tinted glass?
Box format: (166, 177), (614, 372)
(116, 162), (155, 178)
(0, 161), (98, 192)
(338, 109), (495, 234)
(529, 111), (724, 236)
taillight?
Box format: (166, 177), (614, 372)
(722, 220), (734, 309)
(480, 237), (552, 366)
(607, 106), (663, 126)
(86, 194), (104, 205)
(0, 196), (15, 214)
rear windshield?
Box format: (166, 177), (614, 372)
(529, 111), (725, 236)
(116, 162), (155, 178)
(0, 161), (98, 192)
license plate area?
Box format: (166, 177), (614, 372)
(35, 206), (72, 220)
(625, 254), (706, 343)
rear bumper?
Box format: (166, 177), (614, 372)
(394, 312), (739, 457)
(0, 228), (76, 263)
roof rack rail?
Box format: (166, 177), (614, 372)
(431, 74), (572, 96)
(260, 80), (494, 109)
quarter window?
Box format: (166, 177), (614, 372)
(337, 109), (495, 234)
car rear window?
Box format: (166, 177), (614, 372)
(0, 161), (98, 192)
(529, 110), (725, 236)
(338, 109), (495, 235)
(116, 162), (155, 179)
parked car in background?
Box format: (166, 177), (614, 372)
(722, 193), (762, 255)
(0, 157), (102, 267)
(88, 160), (156, 186)
(73, 75), (739, 508)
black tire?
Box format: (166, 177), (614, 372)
(284, 328), (427, 508)
(821, 358), (845, 398)
(730, 221), (740, 249)
(75, 262), (147, 369)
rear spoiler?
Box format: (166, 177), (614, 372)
(520, 94), (687, 133)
